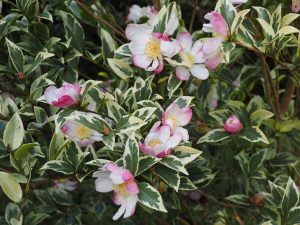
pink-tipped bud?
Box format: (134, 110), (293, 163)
(224, 115), (242, 133)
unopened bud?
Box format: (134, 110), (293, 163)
(224, 115), (243, 133)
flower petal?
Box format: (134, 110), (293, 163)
(123, 194), (138, 218)
(190, 65), (209, 80)
(177, 32), (193, 52)
(132, 54), (152, 69)
(93, 171), (114, 193)
(174, 127), (189, 141)
(166, 133), (182, 149)
(112, 202), (126, 220)
(176, 66), (190, 81)
(44, 86), (58, 104)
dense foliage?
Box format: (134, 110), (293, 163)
(0, 0), (300, 224)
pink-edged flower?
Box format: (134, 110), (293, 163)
(44, 82), (81, 108)
(54, 178), (77, 191)
(224, 115), (243, 133)
(61, 119), (103, 147)
(203, 11), (230, 40)
(175, 32), (209, 81)
(162, 103), (192, 141)
(231, 0), (248, 4)
(93, 163), (139, 220)
(292, 0), (300, 12)
(127, 5), (157, 24)
(139, 122), (182, 158)
(202, 37), (224, 70)
(126, 12), (180, 73)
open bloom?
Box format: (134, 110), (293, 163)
(292, 0), (300, 12)
(175, 32), (209, 81)
(139, 122), (182, 158)
(93, 163), (139, 220)
(202, 37), (224, 70)
(62, 119), (103, 147)
(126, 11), (181, 73)
(231, 0), (248, 4)
(127, 5), (157, 23)
(162, 103), (192, 141)
(224, 115), (243, 133)
(44, 82), (81, 108)
(203, 11), (229, 40)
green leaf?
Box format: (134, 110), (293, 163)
(25, 52), (54, 74)
(281, 177), (299, 217)
(239, 126), (269, 144)
(155, 164), (180, 191)
(40, 160), (74, 175)
(160, 155), (188, 175)
(250, 110), (273, 126)
(6, 38), (24, 72)
(172, 146), (202, 165)
(24, 212), (49, 225)
(179, 177), (197, 191)
(226, 194), (250, 206)
(215, 0), (237, 27)
(133, 107), (157, 121)
(0, 172), (23, 203)
(123, 134), (139, 175)
(100, 28), (117, 64)
(59, 11), (85, 52)
(3, 113), (24, 150)
(136, 156), (161, 175)
(288, 206), (300, 225)
(107, 58), (133, 80)
(281, 13), (300, 27)
(174, 96), (194, 108)
(5, 203), (23, 225)
(248, 150), (266, 176)
(269, 181), (285, 207)
(138, 182), (167, 212)
(167, 73), (182, 98)
(231, 9), (250, 34)
(197, 129), (230, 144)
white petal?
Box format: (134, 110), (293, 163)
(112, 202), (126, 220)
(123, 195), (138, 218)
(93, 171), (114, 193)
(202, 24), (214, 33)
(110, 173), (124, 185)
(177, 32), (193, 52)
(191, 40), (203, 58)
(176, 66), (190, 81)
(174, 127), (189, 141)
(132, 54), (152, 69)
(190, 65), (209, 80)
(126, 24), (151, 41)
(164, 11), (179, 36)
(166, 133), (182, 149)
(161, 40), (181, 58)
(44, 86), (58, 104)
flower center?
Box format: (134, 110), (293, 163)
(113, 183), (128, 196)
(148, 139), (162, 148)
(75, 126), (92, 139)
(145, 38), (161, 58)
(166, 116), (177, 128)
(180, 52), (195, 68)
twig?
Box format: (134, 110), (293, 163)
(189, 0), (198, 33)
(233, 209), (245, 225)
(280, 74), (295, 118)
(153, 0), (161, 11)
(74, 0), (127, 39)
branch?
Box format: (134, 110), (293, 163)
(74, 0), (127, 40)
(189, 0), (198, 33)
(280, 74), (295, 118)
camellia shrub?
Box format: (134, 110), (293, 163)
(1, 0), (300, 224)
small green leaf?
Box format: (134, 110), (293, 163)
(107, 58), (133, 80)
(281, 177), (299, 217)
(5, 203), (23, 225)
(3, 113), (24, 150)
(123, 134), (139, 175)
(197, 129), (230, 144)
(226, 194), (250, 206)
(6, 38), (24, 72)
(0, 172), (23, 203)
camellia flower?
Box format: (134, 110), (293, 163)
(162, 103), (192, 141)
(231, 0), (248, 4)
(202, 11), (230, 40)
(93, 163), (139, 220)
(202, 37), (224, 70)
(224, 115), (243, 133)
(61, 119), (103, 147)
(292, 0), (300, 12)
(175, 32), (209, 81)
(127, 5), (157, 23)
(139, 121), (182, 158)
(126, 12), (181, 73)
(44, 82), (81, 108)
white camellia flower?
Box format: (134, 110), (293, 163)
(127, 5), (157, 24)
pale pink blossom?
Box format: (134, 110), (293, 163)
(54, 178), (77, 191)
(231, 0), (248, 4)
(93, 163), (139, 220)
(202, 37), (224, 70)
(202, 11), (230, 40)
(175, 32), (209, 81)
(125, 11), (180, 73)
(139, 122), (182, 158)
(61, 119), (103, 147)
(162, 103), (192, 141)
(224, 115), (243, 133)
(44, 82), (81, 108)
(292, 0), (300, 12)
(127, 5), (157, 24)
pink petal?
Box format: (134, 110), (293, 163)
(156, 149), (171, 158)
(210, 11), (229, 38)
(126, 180), (139, 195)
(154, 56), (164, 74)
(52, 95), (76, 108)
(176, 32), (193, 52)
(176, 66), (191, 81)
(174, 127), (189, 141)
(205, 52), (224, 69)
(139, 143), (156, 156)
(122, 170), (134, 181)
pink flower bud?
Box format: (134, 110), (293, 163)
(224, 115), (243, 133)
(292, 0), (300, 12)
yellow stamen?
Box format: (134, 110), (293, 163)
(113, 183), (128, 196)
(145, 38), (161, 58)
(75, 126), (92, 139)
(148, 139), (162, 148)
(166, 116), (177, 127)
(180, 52), (195, 68)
